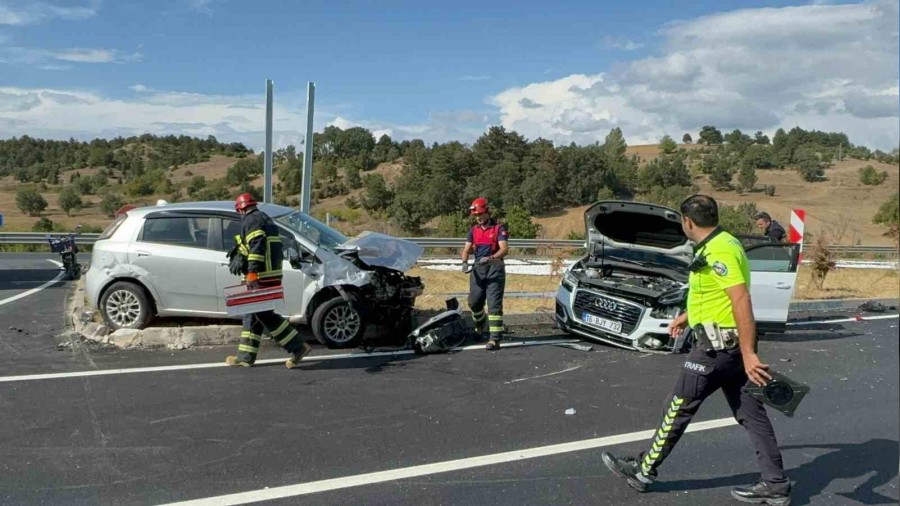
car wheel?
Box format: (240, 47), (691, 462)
(311, 297), (364, 349)
(100, 281), (154, 330)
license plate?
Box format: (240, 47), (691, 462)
(582, 312), (622, 333)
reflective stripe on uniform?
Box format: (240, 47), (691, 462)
(247, 254), (266, 262)
(240, 331), (261, 342)
(245, 230), (266, 241)
(278, 329), (298, 346)
(641, 395), (683, 474)
(271, 320), (291, 338)
(238, 344), (259, 354)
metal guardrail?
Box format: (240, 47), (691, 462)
(0, 232), (896, 256)
(0, 232), (102, 245)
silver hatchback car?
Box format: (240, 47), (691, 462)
(85, 201), (425, 348)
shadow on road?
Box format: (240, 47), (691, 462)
(655, 439), (899, 505)
(0, 269), (68, 291)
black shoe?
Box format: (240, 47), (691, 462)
(731, 480), (792, 505)
(601, 452), (654, 493)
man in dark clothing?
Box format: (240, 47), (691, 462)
(225, 193), (311, 369)
(755, 212), (786, 243)
(602, 195), (791, 505)
(461, 198), (509, 351)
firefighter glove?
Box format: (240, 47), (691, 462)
(227, 245), (247, 276)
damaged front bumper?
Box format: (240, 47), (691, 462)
(554, 283), (676, 352)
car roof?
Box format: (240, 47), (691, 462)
(126, 201), (295, 218)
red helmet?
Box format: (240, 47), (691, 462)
(234, 193), (257, 212)
(469, 197), (489, 216)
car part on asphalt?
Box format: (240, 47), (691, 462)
(742, 369), (810, 417)
(408, 298), (475, 354)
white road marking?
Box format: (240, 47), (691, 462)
(2, 314), (895, 384)
(0, 338), (581, 383)
(505, 365), (582, 384)
(787, 314), (898, 326)
(161, 417), (739, 505)
(0, 259), (64, 308)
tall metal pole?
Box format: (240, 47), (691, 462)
(301, 81), (315, 214)
(263, 79), (274, 203)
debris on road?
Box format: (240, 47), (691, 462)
(552, 342), (594, 352)
(565, 408), (576, 415)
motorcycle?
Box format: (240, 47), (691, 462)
(47, 227), (81, 280)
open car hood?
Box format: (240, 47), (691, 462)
(584, 201), (693, 267)
(336, 231), (424, 272)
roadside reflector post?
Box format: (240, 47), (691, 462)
(301, 82), (315, 214)
(263, 79), (274, 204)
(790, 209), (806, 260)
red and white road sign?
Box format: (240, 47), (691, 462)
(790, 209), (806, 260)
(789, 209), (805, 244)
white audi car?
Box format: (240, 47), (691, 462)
(555, 201), (800, 352)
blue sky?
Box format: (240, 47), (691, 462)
(1, 0), (897, 150)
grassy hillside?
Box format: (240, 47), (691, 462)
(1, 139), (897, 247)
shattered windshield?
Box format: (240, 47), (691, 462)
(275, 211), (348, 250)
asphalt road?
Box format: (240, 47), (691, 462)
(0, 254), (897, 505)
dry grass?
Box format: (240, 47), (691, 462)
(697, 158), (899, 246)
(169, 155), (242, 184)
(533, 148), (899, 244)
(411, 265), (899, 314)
(795, 267), (899, 300)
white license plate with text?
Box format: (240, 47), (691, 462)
(582, 312), (623, 333)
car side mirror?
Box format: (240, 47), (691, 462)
(286, 247), (315, 268)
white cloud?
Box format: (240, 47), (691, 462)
(0, 1), (96, 25)
(459, 75), (490, 81)
(492, 0), (900, 150)
(186, 0), (219, 15)
(600, 35), (643, 51)
(0, 46), (141, 65)
(53, 48), (141, 63)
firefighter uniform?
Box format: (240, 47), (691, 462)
(467, 219), (509, 341)
(635, 228), (790, 494)
(231, 207), (305, 365)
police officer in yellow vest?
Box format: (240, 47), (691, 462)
(602, 195), (791, 505)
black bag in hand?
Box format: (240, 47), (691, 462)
(226, 244), (247, 276)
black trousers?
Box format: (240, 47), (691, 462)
(638, 346), (790, 494)
(235, 310), (303, 363)
(467, 261), (506, 339)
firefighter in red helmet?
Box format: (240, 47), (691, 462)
(461, 198), (509, 351)
(226, 193), (312, 368)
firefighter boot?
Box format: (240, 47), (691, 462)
(602, 452), (655, 493)
(225, 356), (253, 367)
(731, 481), (792, 505)
(285, 342), (313, 369)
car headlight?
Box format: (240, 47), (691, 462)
(658, 287), (687, 306)
(650, 305), (683, 319)
(561, 270), (578, 291)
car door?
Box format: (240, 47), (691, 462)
(214, 218), (311, 318)
(130, 215), (220, 314)
(747, 243), (801, 332)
